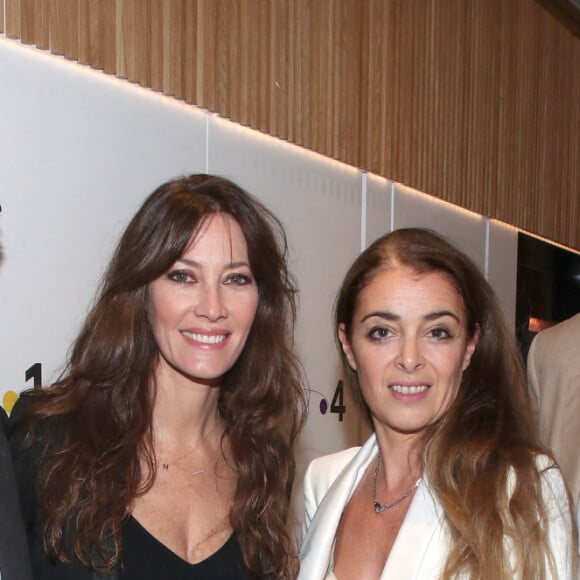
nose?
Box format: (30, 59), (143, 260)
(395, 338), (424, 373)
(194, 284), (227, 321)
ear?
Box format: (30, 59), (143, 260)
(338, 323), (357, 371)
(462, 324), (481, 371)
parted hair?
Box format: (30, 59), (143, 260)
(21, 174), (305, 578)
(335, 228), (576, 579)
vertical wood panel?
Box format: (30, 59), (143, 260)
(101, 0), (117, 74)
(183, 0), (198, 103)
(192, 0), (213, 106)
(336, 0), (363, 164)
(134, 0), (151, 86)
(20, 0), (35, 44)
(78, 0), (90, 64)
(2, 0), (579, 249)
(81, 0), (117, 73)
(5, 0), (21, 38)
(257, 1), (271, 133)
(33, 0), (50, 49)
(50, 0), (79, 60)
(270, 0), (288, 138)
(287, 0), (311, 147)
(162, 1), (184, 98)
(83, 0), (116, 73)
(117, 0), (153, 82)
(216, 0), (241, 124)
(148, 0), (162, 91)
(115, 0), (127, 79)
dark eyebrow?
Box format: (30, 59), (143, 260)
(424, 310), (461, 323)
(361, 310), (461, 323)
(361, 311), (399, 323)
(177, 258), (251, 270)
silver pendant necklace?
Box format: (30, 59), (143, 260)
(372, 454), (421, 514)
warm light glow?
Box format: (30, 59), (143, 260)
(520, 229), (580, 256)
(528, 317), (554, 333)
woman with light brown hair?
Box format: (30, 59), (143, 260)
(300, 228), (577, 579)
(10, 174), (305, 579)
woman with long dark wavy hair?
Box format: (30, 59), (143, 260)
(299, 228), (577, 579)
(10, 174), (305, 579)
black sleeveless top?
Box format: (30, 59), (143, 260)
(121, 516), (248, 579)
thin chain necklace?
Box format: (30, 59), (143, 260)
(157, 428), (221, 476)
(372, 454), (421, 514)
(161, 461), (207, 476)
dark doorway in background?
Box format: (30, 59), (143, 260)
(516, 232), (580, 362)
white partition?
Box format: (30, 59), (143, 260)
(0, 39), (207, 406)
(206, 116), (370, 528)
(207, 116), (367, 456)
(487, 220), (519, 330)
(0, 38), (523, 519)
(393, 182), (487, 271)
(364, 174), (393, 248)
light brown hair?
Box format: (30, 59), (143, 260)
(335, 227), (577, 579)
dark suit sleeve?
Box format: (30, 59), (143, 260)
(0, 406), (9, 435)
(8, 396), (41, 535)
(0, 403), (33, 580)
(8, 397), (119, 580)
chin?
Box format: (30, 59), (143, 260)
(381, 417), (434, 436)
(176, 366), (226, 385)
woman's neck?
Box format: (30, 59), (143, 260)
(151, 365), (224, 450)
(373, 425), (423, 490)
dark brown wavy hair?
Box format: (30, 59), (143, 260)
(21, 174), (305, 578)
(335, 228), (577, 579)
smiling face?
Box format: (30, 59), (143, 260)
(147, 213), (259, 388)
(338, 264), (478, 439)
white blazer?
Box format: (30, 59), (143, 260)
(299, 434), (576, 579)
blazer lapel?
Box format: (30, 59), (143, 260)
(299, 436), (378, 579)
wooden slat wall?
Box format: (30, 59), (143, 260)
(2, 0), (579, 249)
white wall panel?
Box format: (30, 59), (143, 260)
(0, 39), (207, 407)
(365, 174), (393, 248)
(207, 116), (365, 452)
(206, 117), (367, 528)
(393, 183), (518, 327)
(0, 39), (526, 538)
(486, 220), (519, 329)
(393, 182), (487, 271)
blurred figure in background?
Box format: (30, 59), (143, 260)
(0, 210), (32, 579)
(527, 313), (580, 510)
(0, 405), (32, 580)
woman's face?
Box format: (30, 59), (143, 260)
(148, 213), (259, 387)
(339, 264), (478, 439)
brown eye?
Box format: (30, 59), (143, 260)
(429, 327), (451, 340)
(368, 327), (391, 341)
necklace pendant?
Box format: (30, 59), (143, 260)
(373, 501), (385, 514)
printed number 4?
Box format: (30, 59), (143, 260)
(330, 380), (346, 422)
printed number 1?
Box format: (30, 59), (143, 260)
(330, 380), (346, 422)
(25, 363), (42, 389)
